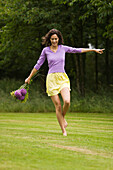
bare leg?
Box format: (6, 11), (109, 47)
(51, 94), (67, 136)
(60, 87), (70, 128)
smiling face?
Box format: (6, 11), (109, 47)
(50, 34), (59, 47)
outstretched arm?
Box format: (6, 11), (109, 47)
(81, 48), (105, 54)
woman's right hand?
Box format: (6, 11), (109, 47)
(25, 68), (37, 84)
(25, 77), (31, 84)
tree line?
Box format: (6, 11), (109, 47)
(0, 0), (113, 95)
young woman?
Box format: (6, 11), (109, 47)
(25, 29), (104, 136)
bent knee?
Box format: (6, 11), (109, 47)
(64, 99), (70, 106)
(55, 102), (62, 111)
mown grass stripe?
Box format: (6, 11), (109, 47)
(0, 113), (113, 170)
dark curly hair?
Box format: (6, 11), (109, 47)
(42, 29), (64, 46)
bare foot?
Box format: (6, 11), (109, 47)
(63, 130), (67, 136)
(64, 119), (68, 128)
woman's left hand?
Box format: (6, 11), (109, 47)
(94, 49), (105, 54)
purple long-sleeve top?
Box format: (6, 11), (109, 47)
(34, 45), (82, 74)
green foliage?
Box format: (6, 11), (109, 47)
(78, 0), (113, 38)
(0, 79), (113, 113)
(0, 0), (62, 78)
(71, 89), (113, 113)
(0, 0), (113, 89)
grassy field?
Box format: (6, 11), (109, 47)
(0, 112), (113, 170)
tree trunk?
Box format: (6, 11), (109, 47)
(79, 21), (85, 96)
(105, 38), (109, 85)
(105, 15), (109, 85)
(75, 55), (81, 94)
(94, 13), (98, 90)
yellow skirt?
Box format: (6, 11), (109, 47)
(46, 72), (70, 96)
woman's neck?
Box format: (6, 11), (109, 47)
(50, 45), (58, 49)
(50, 45), (58, 53)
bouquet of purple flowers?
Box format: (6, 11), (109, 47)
(10, 82), (31, 103)
(10, 72), (43, 103)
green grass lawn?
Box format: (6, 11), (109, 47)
(0, 112), (113, 170)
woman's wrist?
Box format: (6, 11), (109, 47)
(93, 49), (96, 52)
